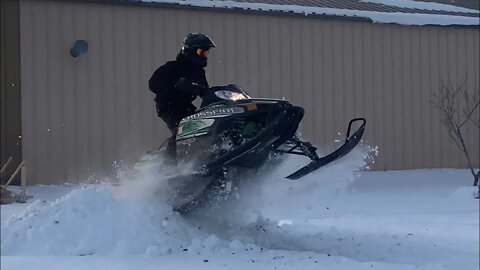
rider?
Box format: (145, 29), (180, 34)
(148, 33), (215, 160)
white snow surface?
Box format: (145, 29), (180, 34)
(1, 146), (479, 269)
(144, 0), (480, 25)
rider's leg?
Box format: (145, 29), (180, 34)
(156, 102), (196, 162)
(165, 127), (177, 162)
(157, 108), (180, 161)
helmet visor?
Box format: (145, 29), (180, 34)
(196, 48), (209, 57)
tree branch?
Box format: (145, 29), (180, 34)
(431, 76), (480, 187)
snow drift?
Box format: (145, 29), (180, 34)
(1, 146), (372, 256)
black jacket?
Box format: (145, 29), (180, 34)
(149, 52), (209, 115)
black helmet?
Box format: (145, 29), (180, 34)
(181, 33), (215, 67)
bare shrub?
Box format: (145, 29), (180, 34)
(431, 77), (479, 189)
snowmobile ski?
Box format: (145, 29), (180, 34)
(285, 118), (366, 180)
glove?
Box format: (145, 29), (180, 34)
(175, 77), (201, 97)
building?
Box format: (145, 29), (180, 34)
(1, 0), (479, 184)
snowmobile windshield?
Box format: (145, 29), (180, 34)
(214, 90), (249, 101)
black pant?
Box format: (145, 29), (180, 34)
(156, 102), (196, 130)
(156, 101), (196, 160)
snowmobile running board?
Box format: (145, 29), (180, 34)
(285, 118), (366, 180)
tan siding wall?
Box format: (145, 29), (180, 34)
(19, 0), (480, 184)
(1, 0), (22, 184)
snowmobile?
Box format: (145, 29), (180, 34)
(135, 84), (366, 212)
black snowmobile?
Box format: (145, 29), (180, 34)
(135, 84), (366, 212)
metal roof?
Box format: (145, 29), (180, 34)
(129, 0), (480, 17)
(64, 0), (480, 22)
(420, 0), (479, 10)
(240, 0), (471, 16)
(227, 0), (479, 16)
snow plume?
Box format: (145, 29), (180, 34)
(113, 161), (173, 201)
(0, 155), (203, 256)
(248, 145), (377, 214)
(183, 145), (377, 234)
(1, 145), (376, 257)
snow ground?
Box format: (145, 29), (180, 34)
(1, 147), (479, 270)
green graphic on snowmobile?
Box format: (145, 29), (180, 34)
(177, 119), (215, 140)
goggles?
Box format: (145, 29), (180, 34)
(196, 48), (209, 57)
